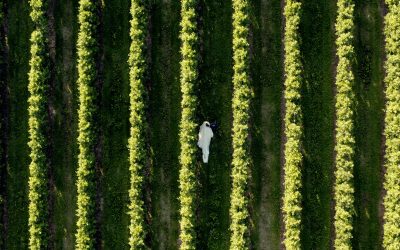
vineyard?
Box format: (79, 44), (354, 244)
(0, 0), (398, 249)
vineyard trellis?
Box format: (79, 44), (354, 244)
(178, 0), (199, 249)
(383, 0), (400, 249)
(282, 0), (303, 249)
(75, 0), (99, 248)
(229, 0), (251, 249)
(333, 0), (356, 249)
(127, 0), (148, 249)
(27, 0), (50, 248)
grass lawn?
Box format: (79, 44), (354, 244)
(353, 0), (384, 248)
(249, 0), (283, 249)
(196, 1), (232, 249)
(299, 0), (336, 248)
(148, 1), (181, 249)
(7, 1), (31, 248)
(101, 0), (131, 248)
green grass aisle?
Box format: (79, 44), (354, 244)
(333, 0), (356, 248)
(52, 0), (79, 248)
(127, 0), (148, 248)
(229, 0), (251, 249)
(100, 0), (131, 248)
(249, 0), (283, 248)
(196, 1), (232, 249)
(383, 0), (400, 249)
(148, 1), (181, 249)
(7, 1), (31, 248)
(0, 0), (8, 248)
(75, 0), (99, 248)
(178, 0), (199, 248)
(26, 0), (50, 248)
(299, 0), (335, 248)
(282, 0), (303, 249)
(353, 0), (384, 248)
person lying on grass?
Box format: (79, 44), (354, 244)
(198, 121), (214, 163)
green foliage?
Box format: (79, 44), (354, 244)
(75, 0), (99, 249)
(333, 0), (355, 249)
(27, 0), (50, 249)
(178, 0), (199, 249)
(229, 0), (251, 249)
(282, 1), (303, 249)
(383, 1), (400, 249)
(127, 0), (147, 249)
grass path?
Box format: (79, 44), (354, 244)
(249, 0), (283, 249)
(148, 1), (181, 249)
(51, 0), (78, 248)
(6, 1), (31, 248)
(196, 1), (232, 249)
(100, 0), (131, 248)
(299, 0), (335, 248)
(353, 0), (384, 248)
(0, 0), (9, 247)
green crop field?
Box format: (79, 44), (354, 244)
(0, 0), (398, 249)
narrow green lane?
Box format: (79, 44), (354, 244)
(196, 1), (232, 249)
(7, 1), (31, 248)
(299, 0), (335, 248)
(101, 0), (131, 248)
(52, 0), (78, 248)
(249, 0), (283, 249)
(353, 0), (384, 248)
(149, 1), (181, 249)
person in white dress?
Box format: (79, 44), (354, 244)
(197, 121), (214, 163)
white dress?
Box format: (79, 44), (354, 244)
(197, 121), (214, 163)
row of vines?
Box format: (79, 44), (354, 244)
(176, 0), (254, 249)
(27, 0), (50, 249)
(229, 0), (251, 249)
(178, 0), (199, 249)
(23, 0), (152, 248)
(333, 0), (356, 249)
(11, 0), (400, 249)
(281, 0), (303, 249)
(127, 0), (148, 249)
(383, 0), (400, 249)
(75, 0), (99, 248)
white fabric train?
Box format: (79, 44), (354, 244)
(197, 121), (214, 163)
